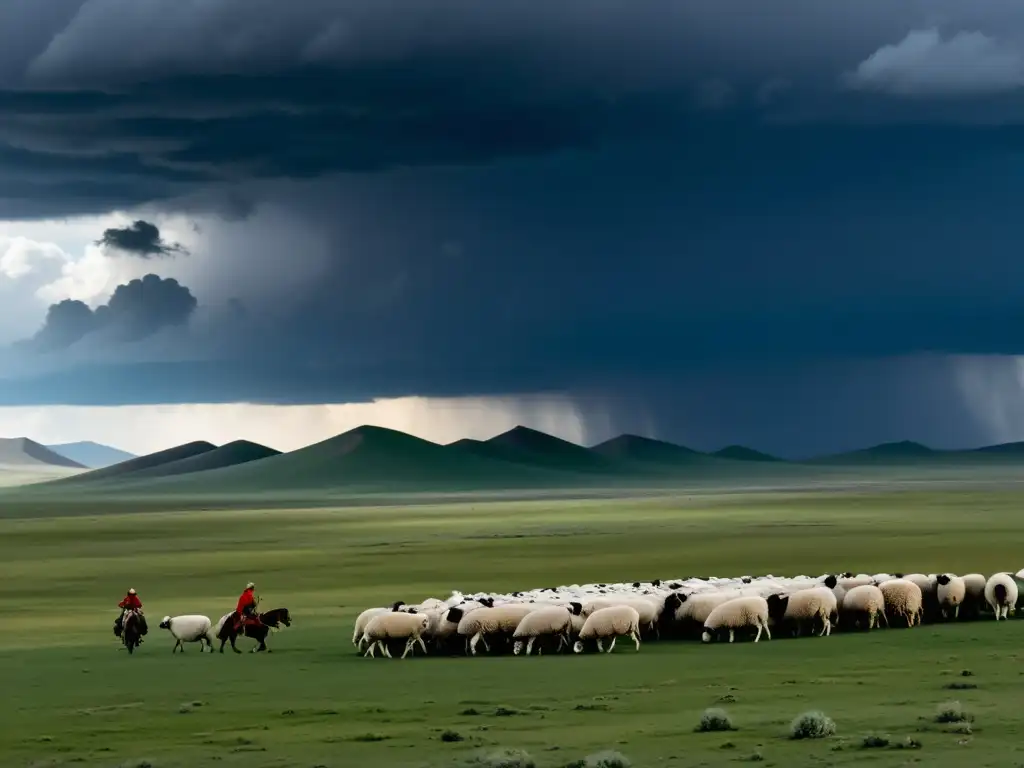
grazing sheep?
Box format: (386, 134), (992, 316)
(573, 605), (641, 653)
(159, 614), (214, 653)
(877, 579), (923, 627)
(512, 603), (581, 655)
(361, 612), (430, 659)
(457, 604), (535, 655)
(583, 596), (659, 636)
(960, 573), (987, 620)
(936, 574), (967, 619)
(904, 574), (940, 622)
(984, 572), (1019, 620)
(783, 587), (837, 637)
(666, 590), (741, 638)
(841, 585), (888, 630)
(702, 595), (787, 643)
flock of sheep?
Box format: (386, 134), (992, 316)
(353, 569), (1024, 659)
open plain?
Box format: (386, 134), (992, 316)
(4, 473), (1024, 768)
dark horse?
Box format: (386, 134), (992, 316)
(217, 607), (291, 654)
(122, 610), (147, 654)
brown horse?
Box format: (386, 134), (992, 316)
(217, 607), (291, 653)
(122, 610), (147, 654)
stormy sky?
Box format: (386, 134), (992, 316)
(3, 0), (1024, 456)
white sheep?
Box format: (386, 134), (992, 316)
(936, 574), (966, 619)
(159, 614), (214, 652)
(877, 579), (923, 627)
(352, 607), (390, 650)
(783, 587), (836, 637)
(904, 574), (940, 621)
(841, 584), (888, 630)
(512, 603), (580, 655)
(583, 596), (659, 635)
(573, 605), (641, 653)
(984, 572), (1019, 620)
(456, 604), (535, 655)
(701, 595), (779, 643)
(361, 612), (430, 659)
(961, 573), (987, 619)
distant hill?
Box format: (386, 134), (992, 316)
(466, 425), (622, 474)
(590, 434), (705, 464)
(115, 440), (281, 480)
(46, 441), (136, 468)
(42, 441), (218, 485)
(111, 426), (576, 495)
(970, 441), (1024, 455)
(810, 440), (942, 465)
(713, 445), (783, 462)
(0, 438), (84, 468)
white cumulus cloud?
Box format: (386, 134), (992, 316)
(843, 28), (1024, 96)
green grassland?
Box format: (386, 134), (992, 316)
(4, 485), (1024, 768)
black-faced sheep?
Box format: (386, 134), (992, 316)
(984, 573), (1019, 620)
(159, 614), (214, 652)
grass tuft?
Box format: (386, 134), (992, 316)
(790, 710), (835, 740)
(860, 734), (889, 749)
(935, 701), (972, 724)
(466, 747), (536, 768)
(696, 707), (735, 733)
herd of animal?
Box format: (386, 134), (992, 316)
(352, 569), (1024, 659)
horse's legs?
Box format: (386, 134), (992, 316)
(230, 633), (242, 654)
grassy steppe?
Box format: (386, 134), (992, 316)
(3, 487), (1024, 767)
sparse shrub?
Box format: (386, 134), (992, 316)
(898, 736), (922, 750)
(442, 730), (464, 743)
(949, 723), (973, 735)
(696, 707), (735, 733)
(960, 669), (973, 677)
(466, 747), (536, 768)
(860, 734), (889, 749)
(790, 710), (836, 740)
(578, 750), (631, 768)
(350, 732), (389, 742)
(461, 708), (481, 716)
(492, 707), (522, 717)
(745, 751), (764, 762)
(935, 701), (972, 724)
(944, 682), (977, 690)
(574, 703), (610, 711)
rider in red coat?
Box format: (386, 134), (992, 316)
(114, 588), (143, 640)
(234, 582), (260, 631)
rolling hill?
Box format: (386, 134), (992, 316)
(46, 441), (137, 468)
(810, 440), (945, 465)
(111, 440), (281, 481)
(460, 425), (624, 474)
(0, 438), (84, 468)
(712, 445), (783, 462)
(14, 423), (1024, 502)
(42, 441), (218, 486)
(93, 425), (582, 495)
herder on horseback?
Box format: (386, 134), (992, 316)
(233, 582), (262, 633)
(114, 588), (144, 644)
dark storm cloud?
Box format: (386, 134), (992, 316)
(3, 0), (1024, 219)
(95, 219), (186, 256)
(27, 274), (197, 350)
(7, 1), (1024, 452)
